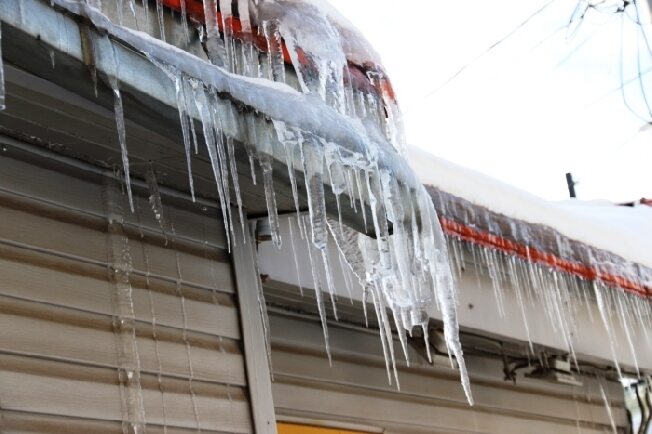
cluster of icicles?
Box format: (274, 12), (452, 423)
(30, 0), (473, 403)
(445, 226), (652, 380)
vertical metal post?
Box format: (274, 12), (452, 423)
(565, 173), (577, 198)
(231, 210), (278, 434)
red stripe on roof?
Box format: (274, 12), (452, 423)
(161, 0), (397, 101)
(440, 216), (651, 298)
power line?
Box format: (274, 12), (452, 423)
(404, 0), (558, 114)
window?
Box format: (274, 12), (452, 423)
(277, 422), (371, 434)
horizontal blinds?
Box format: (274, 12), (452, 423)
(0, 154), (253, 433)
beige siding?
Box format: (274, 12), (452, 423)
(268, 312), (628, 434)
(0, 154), (253, 433)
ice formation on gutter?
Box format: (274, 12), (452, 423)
(409, 147), (652, 377)
(26, 0), (473, 403)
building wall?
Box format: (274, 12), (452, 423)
(0, 149), (257, 433)
(268, 311), (628, 434)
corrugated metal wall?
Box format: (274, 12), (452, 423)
(268, 311), (628, 434)
(0, 152), (254, 433)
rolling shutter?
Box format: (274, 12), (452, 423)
(266, 307), (628, 434)
(0, 149), (255, 433)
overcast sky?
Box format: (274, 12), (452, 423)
(328, 0), (652, 202)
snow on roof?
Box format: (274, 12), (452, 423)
(407, 146), (652, 270)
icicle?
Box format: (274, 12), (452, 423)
(426, 201), (474, 405)
(303, 227), (332, 364)
(261, 20), (285, 83)
(219, 0), (234, 71)
(321, 249), (339, 321)
(134, 200), (169, 433)
(392, 310), (410, 367)
(117, 0), (124, 25)
(259, 155), (282, 247)
(272, 120), (303, 220)
(202, 0), (224, 66)
(208, 93), (234, 237)
(174, 74), (196, 201)
(615, 291), (640, 377)
(0, 23), (5, 112)
(155, 0), (166, 42)
(508, 256), (533, 352)
(179, 0), (190, 44)
(301, 139), (328, 250)
(372, 283), (400, 389)
(191, 82), (231, 249)
(598, 379), (618, 434)
(109, 78), (135, 213)
(593, 282), (623, 379)
(127, 0), (137, 28)
(145, 164), (168, 242)
(226, 136), (245, 236)
(141, 0), (149, 32)
(247, 148), (257, 185)
(288, 217), (304, 296)
(168, 219), (202, 431)
(422, 324), (433, 364)
(337, 248), (354, 302)
(103, 179), (146, 434)
(237, 0), (256, 77)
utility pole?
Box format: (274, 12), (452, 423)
(565, 173), (577, 199)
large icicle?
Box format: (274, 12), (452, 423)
(109, 78), (135, 213)
(52, 0), (475, 404)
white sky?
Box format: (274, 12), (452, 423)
(328, 0), (652, 202)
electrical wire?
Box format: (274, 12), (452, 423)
(555, 15), (615, 69)
(619, 8), (652, 122)
(404, 0), (558, 114)
(632, 0), (652, 119)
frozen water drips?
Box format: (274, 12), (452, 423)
(593, 282), (623, 379)
(55, 0), (474, 404)
(259, 1), (346, 112)
(202, 0), (224, 66)
(301, 138), (328, 250)
(226, 136), (245, 235)
(237, 0), (257, 78)
(190, 80), (232, 249)
(155, 0), (166, 42)
(288, 217), (304, 296)
(302, 215), (332, 364)
(179, 0), (190, 44)
(109, 78), (135, 213)
(174, 73), (196, 201)
(0, 22), (5, 111)
(220, 0), (237, 72)
(272, 120), (303, 221)
(145, 164), (168, 241)
(426, 208), (474, 405)
(447, 223), (652, 381)
(598, 379), (618, 434)
(168, 218), (202, 431)
(103, 179), (146, 434)
(134, 201), (169, 433)
(260, 154), (282, 247)
(261, 19), (286, 84)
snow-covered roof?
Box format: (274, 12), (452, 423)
(408, 146), (652, 296)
